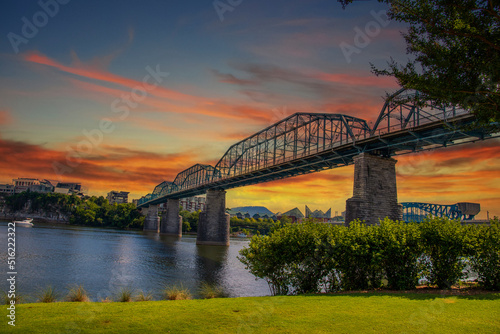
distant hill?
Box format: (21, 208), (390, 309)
(228, 206), (275, 216)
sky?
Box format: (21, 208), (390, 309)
(0, 0), (499, 218)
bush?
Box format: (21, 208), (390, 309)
(333, 221), (383, 290)
(378, 219), (424, 290)
(469, 219), (500, 290)
(239, 231), (292, 295)
(419, 217), (468, 289)
(239, 221), (339, 295)
(239, 217), (499, 294)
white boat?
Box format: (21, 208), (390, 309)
(14, 218), (34, 227)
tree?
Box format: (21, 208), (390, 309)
(341, 0), (500, 123)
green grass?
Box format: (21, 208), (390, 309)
(4, 293), (500, 333)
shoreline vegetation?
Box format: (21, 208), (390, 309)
(0, 192), (280, 234)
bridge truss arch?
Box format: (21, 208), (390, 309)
(212, 112), (371, 181)
(401, 202), (480, 222)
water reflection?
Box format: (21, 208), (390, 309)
(196, 245), (229, 284)
(0, 222), (270, 301)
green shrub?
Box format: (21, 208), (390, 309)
(333, 221), (383, 290)
(469, 219), (500, 290)
(378, 219), (424, 290)
(239, 221), (335, 295)
(239, 231), (292, 295)
(419, 217), (468, 289)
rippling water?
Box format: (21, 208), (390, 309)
(0, 221), (270, 301)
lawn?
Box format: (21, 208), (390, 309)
(3, 293), (500, 333)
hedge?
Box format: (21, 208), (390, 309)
(238, 217), (500, 294)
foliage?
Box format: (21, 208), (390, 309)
(4, 192), (145, 229)
(419, 217), (469, 289)
(180, 209), (200, 232)
(240, 216), (499, 294)
(341, 0), (500, 123)
(239, 220), (336, 295)
(198, 282), (229, 299)
(230, 216), (277, 235)
(163, 284), (192, 300)
(469, 218), (500, 290)
(36, 286), (59, 303)
(377, 218), (424, 290)
(66, 285), (90, 302)
(332, 221), (383, 290)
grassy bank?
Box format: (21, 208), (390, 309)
(4, 293), (500, 333)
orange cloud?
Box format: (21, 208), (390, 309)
(24, 51), (275, 125)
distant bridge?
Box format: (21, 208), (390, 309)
(137, 88), (499, 245)
(401, 202), (481, 222)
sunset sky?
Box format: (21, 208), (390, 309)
(1, 1), (499, 218)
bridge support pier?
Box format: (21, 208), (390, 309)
(197, 189), (230, 246)
(345, 153), (400, 225)
(144, 204), (160, 232)
(160, 199), (182, 237)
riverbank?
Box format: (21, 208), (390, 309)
(5, 293), (500, 333)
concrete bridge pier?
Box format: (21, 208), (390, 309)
(345, 153), (400, 225)
(197, 189), (230, 246)
(160, 199), (182, 237)
(143, 204), (160, 232)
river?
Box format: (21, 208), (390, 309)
(0, 221), (270, 301)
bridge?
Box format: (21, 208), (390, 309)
(401, 202), (481, 223)
(137, 88), (499, 245)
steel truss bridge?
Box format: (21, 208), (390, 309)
(138, 89), (499, 207)
(401, 202), (481, 222)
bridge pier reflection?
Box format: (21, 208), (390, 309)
(143, 204), (160, 232)
(345, 153), (400, 225)
(197, 189), (230, 246)
(160, 199), (182, 237)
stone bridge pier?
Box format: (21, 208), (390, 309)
(197, 189), (230, 246)
(345, 153), (400, 225)
(160, 199), (182, 237)
(143, 204), (160, 232)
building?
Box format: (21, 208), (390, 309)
(107, 191), (130, 205)
(0, 184), (15, 196)
(180, 196), (206, 212)
(132, 199), (139, 207)
(12, 178), (40, 193)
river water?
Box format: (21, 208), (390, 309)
(0, 221), (270, 301)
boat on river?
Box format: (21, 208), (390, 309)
(14, 218), (34, 227)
